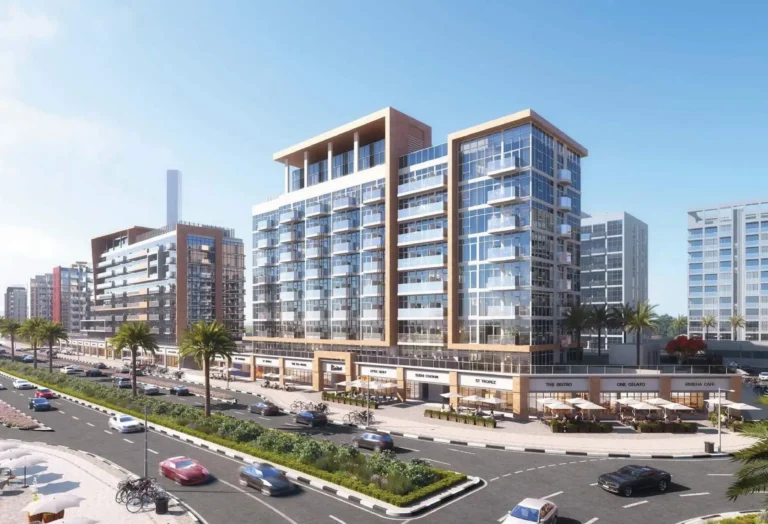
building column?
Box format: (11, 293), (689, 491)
(513, 376), (529, 419)
(249, 355), (256, 382)
(396, 367), (406, 402)
(730, 375), (742, 402)
(588, 376), (601, 405)
(449, 371), (460, 409)
(659, 376), (671, 402)
(327, 142), (333, 177)
(284, 160), (290, 193)
(303, 151), (309, 188)
(353, 132), (359, 173)
(278, 357), (285, 386)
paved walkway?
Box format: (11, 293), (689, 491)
(55, 351), (758, 455)
(0, 438), (194, 524)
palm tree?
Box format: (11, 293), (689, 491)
(672, 315), (688, 336)
(0, 319), (22, 362)
(626, 301), (658, 366)
(37, 322), (69, 373)
(564, 304), (592, 361)
(727, 406), (768, 502)
(608, 303), (635, 344)
(110, 322), (158, 396)
(179, 320), (236, 417)
(19, 318), (45, 369)
(701, 314), (717, 340)
(590, 305), (609, 357)
(728, 314), (746, 342)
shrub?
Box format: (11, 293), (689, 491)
(293, 437), (323, 464)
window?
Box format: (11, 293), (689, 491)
(607, 237), (622, 252)
(607, 287), (622, 302)
(607, 270), (623, 285)
(607, 254), (622, 269)
(607, 220), (623, 236)
(689, 263), (702, 272)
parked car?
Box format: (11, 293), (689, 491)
(108, 415), (144, 433)
(248, 400), (280, 416)
(503, 498), (558, 523)
(95, 362), (108, 369)
(352, 432), (395, 452)
(113, 377), (131, 389)
(129, 369), (144, 376)
(13, 379), (34, 390)
(118, 366), (130, 374)
(29, 398), (52, 411)
(759, 372), (768, 381)
(598, 465), (672, 497)
(169, 386), (190, 396)
(21, 355), (34, 363)
(35, 388), (56, 399)
(140, 384), (160, 395)
(238, 463), (295, 496)
(293, 410), (327, 427)
(60, 365), (80, 375)
(159, 456), (210, 485)
(84, 368), (105, 377)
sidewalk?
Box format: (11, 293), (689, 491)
(0, 439), (195, 524)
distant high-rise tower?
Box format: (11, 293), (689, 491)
(167, 169), (182, 225)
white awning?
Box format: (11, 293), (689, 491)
(727, 402), (761, 411)
(705, 398), (734, 406)
(660, 402), (694, 411)
(544, 401), (575, 410)
(628, 402), (662, 411)
(440, 392), (463, 399)
(645, 397), (673, 406)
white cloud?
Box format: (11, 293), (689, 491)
(0, 3), (57, 92)
(0, 224), (65, 260)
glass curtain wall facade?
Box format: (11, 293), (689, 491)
(29, 274), (54, 321)
(55, 263), (92, 334)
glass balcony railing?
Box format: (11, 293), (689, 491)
(362, 309), (383, 319)
(362, 260), (384, 273)
(255, 256), (276, 267)
(361, 285), (384, 297)
(397, 201), (446, 222)
(486, 275), (520, 290)
(398, 280), (446, 295)
(305, 247), (328, 259)
(487, 246), (520, 262)
(483, 156), (520, 177)
(332, 287), (351, 298)
(558, 196), (572, 212)
(281, 291), (299, 302)
(397, 175), (447, 197)
(280, 231), (297, 244)
(305, 289), (327, 300)
(279, 209), (301, 224)
(363, 187), (385, 204)
(281, 311), (296, 322)
(483, 305), (519, 318)
(398, 228), (446, 246)
(397, 254), (446, 271)
(332, 264), (355, 276)
(256, 238), (276, 250)
(332, 310), (351, 320)
(306, 203), (329, 218)
(487, 186), (522, 206)
(362, 213), (385, 228)
(279, 271), (300, 282)
(333, 219), (356, 233)
(488, 215), (520, 233)
(362, 236), (384, 250)
(332, 242), (357, 255)
(279, 251), (298, 263)
(333, 196), (358, 211)
(398, 308), (445, 320)
(306, 310), (327, 321)
(305, 268), (328, 280)
(558, 224), (573, 237)
(256, 219), (276, 231)
(306, 225), (328, 238)
(557, 169), (572, 185)
(397, 333), (445, 345)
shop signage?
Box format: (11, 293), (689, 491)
(166, 349), (178, 355)
(322, 362), (346, 374)
(458, 374), (513, 391)
(233, 356), (248, 363)
(529, 377), (590, 392)
(98, 343), (105, 348)
(600, 378), (659, 392)
(256, 357), (277, 366)
(670, 377), (731, 392)
(285, 359), (313, 370)
(360, 366), (397, 379)
(405, 369), (450, 385)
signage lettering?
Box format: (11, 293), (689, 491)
(330, 364), (343, 371)
(685, 381), (715, 387)
(415, 372), (438, 380)
(545, 382), (573, 388)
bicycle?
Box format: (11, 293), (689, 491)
(315, 402), (329, 414)
(125, 478), (165, 513)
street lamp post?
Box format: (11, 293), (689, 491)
(144, 404), (149, 478)
(717, 387), (735, 453)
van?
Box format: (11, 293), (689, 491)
(113, 377), (131, 389)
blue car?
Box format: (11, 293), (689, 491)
(22, 355), (34, 363)
(29, 398), (51, 411)
(293, 410), (327, 427)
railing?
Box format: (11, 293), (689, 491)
(306, 247), (328, 259)
(362, 213), (385, 227)
(362, 261), (384, 273)
(398, 254), (446, 271)
(362, 309), (382, 319)
(257, 238), (276, 249)
(279, 209), (301, 224)
(306, 310), (327, 321)
(306, 203), (329, 217)
(305, 268), (328, 280)
(333, 219), (356, 233)
(362, 237), (384, 250)
(483, 305), (519, 317)
(363, 187), (385, 204)
(558, 196), (572, 211)
(397, 201), (446, 221)
(396, 334), (446, 345)
(557, 168), (572, 185)
(255, 256), (277, 267)
(281, 291), (298, 302)
(279, 231), (297, 244)
(558, 224), (572, 237)
(486, 275), (520, 289)
(332, 264), (355, 276)
(484, 156), (520, 176)
(333, 196), (358, 211)
(332, 286), (351, 298)
(306, 225), (328, 238)
(487, 246), (520, 261)
(488, 215), (520, 233)
(332, 242), (357, 255)
(397, 175), (447, 196)
(398, 228), (446, 246)
(487, 186), (522, 205)
(398, 281), (446, 295)
(279, 271), (299, 282)
(398, 308), (445, 319)
(305, 289), (327, 300)
(361, 285), (384, 297)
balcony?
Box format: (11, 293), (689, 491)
(397, 175), (447, 197)
(398, 228), (446, 247)
(281, 291), (298, 302)
(96, 269), (112, 279)
(332, 287), (351, 298)
(398, 280), (446, 295)
(397, 201), (446, 222)
(487, 245), (521, 263)
(279, 271), (300, 283)
(279, 231), (297, 244)
(281, 311), (296, 322)
(398, 308), (445, 320)
(557, 279), (572, 291)
(279, 251), (298, 263)
(488, 214), (521, 234)
(306, 310), (327, 321)
(398, 333), (445, 345)
(557, 169), (572, 185)
(557, 196), (572, 212)
(361, 285), (384, 297)
(332, 310), (351, 321)
(305, 289), (327, 300)
(126, 262), (148, 273)
(97, 259), (111, 268)
(486, 275), (520, 291)
(279, 209), (301, 224)
(306, 331), (329, 339)
(254, 294), (270, 304)
(362, 309), (383, 320)
(126, 314), (148, 321)
(127, 249), (148, 261)
(362, 260), (384, 274)
(484, 305), (520, 318)
(363, 187), (386, 205)
(257, 237), (276, 250)
(332, 219), (356, 234)
(306, 246), (328, 259)
(306, 203), (329, 218)
(483, 156), (521, 177)
(558, 224), (572, 238)
(253, 312), (274, 321)
(305, 268), (328, 280)
(148, 300), (160, 307)
(332, 264), (355, 277)
(487, 186), (524, 206)
(254, 274), (276, 286)
(556, 252), (573, 265)
(333, 196), (358, 212)
(362, 236), (384, 251)
(332, 242), (357, 255)
(362, 213), (385, 228)
(256, 219), (276, 232)
(398, 254), (446, 271)
(306, 224), (328, 239)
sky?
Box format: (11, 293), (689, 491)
(1, 0), (767, 319)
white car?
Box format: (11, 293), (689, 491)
(503, 498), (558, 524)
(108, 415), (144, 433)
(60, 366), (80, 375)
(759, 372), (768, 381)
(0, 383), (6, 390)
(13, 379), (35, 390)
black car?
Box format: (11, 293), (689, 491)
(293, 410), (327, 427)
(95, 362), (108, 370)
(598, 465), (672, 497)
(29, 398), (52, 411)
(249, 400), (280, 416)
(238, 463), (295, 496)
(352, 432), (395, 452)
(169, 386), (190, 396)
(85, 368), (105, 377)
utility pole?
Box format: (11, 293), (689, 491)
(366, 379), (370, 426)
(144, 404), (149, 478)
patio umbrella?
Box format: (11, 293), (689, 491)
(22, 494), (85, 515)
(727, 402), (761, 412)
(479, 397), (505, 405)
(615, 398), (642, 406)
(705, 398), (733, 407)
(662, 402), (694, 411)
(645, 397), (673, 406)
(535, 397), (560, 405)
(571, 401), (603, 411)
(0, 442), (18, 452)
(4, 454), (46, 488)
(544, 401), (574, 411)
(628, 402), (661, 411)
(565, 398), (587, 405)
(335, 380), (355, 387)
(0, 449), (30, 461)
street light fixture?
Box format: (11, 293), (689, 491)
(717, 387), (735, 453)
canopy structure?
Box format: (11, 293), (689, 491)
(461, 395), (487, 403)
(440, 392), (463, 399)
(571, 400), (604, 411)
(536, 398), (560, 405)
(615, 398), (641, 406)
(705, 398), (734, 407)
(727, 402), (761, 411)
(661, 402), (694, 411)
(645, 397), (673, 406)
(627, 402), (661, 411)
(544, 401), (575, 411)
(334, 380), (355, 387)
(262, 373), (281, 379)
(366, 382), (396, 391)
(479, 397), (505, 405)
(22, 494), (85, 516)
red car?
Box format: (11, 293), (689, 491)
(159, 456), (210, 485)
(35, 388), (56, 399)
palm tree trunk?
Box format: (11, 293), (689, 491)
(204, 358), (211, 417)
(577, 330), (583, 361)
(10, 335), (15, 362)
(131, 348), (138, 396)
(597, 328), (602, 358)
(48, 341), (53, 373)
(622, 330), (626, 344)
(635, 331), (641, 366)
(33, 343), (37, 369)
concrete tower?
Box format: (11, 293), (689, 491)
(166, 169), (182, 226)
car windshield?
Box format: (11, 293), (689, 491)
(39, 389), (50, 393)
(260, 467), (282, 478)
(618, 467), (642, 477)
(510, 505), (540, 522)
(175, 459), (195, 468)
(119, 417), (134, 423)
(34, 399), (47, 403)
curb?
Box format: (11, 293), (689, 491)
(0, 398), (54, 432)
(675, 509), (763, 523)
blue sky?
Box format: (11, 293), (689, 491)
(1, 1), (767, 318)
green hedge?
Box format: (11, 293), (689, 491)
(423, 409), (497, 428)
(0, 362), (466, 506)
(321, 392), (378, 409)
(549, 420), (613, 433)
(635, 421), (698, 433)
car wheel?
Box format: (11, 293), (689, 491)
(239, 478), (247, 487)
(658, 479), (668, 492)
(622, 486), (632, 497)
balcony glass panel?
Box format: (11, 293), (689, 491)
(398, 308), (445, 319)
(397, 228), (446, 246)
(397, 254), (446, 271)
(362, 261), (384, 273)
(363, 187), (385, 204)
(362, 236), (384, 250)
(397, 175), (447, 197)
(398, 281), (446, 295)
(483, 156), (520, 177)
(362, 213), (385, 227)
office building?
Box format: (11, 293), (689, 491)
(53, 262), (92, 333)
(688, 200), (768, 341)
(4, 286), (27, 322)
(580, 212), (649, 349)
(29, 274), (54, 321)
(167, 169), (182, 225)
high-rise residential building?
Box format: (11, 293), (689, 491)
(249, 107), (586, 379)
(29, 274), (54, 321)
(4, 286), (27, 322)
(167, 169), (182, 225)
(75, 222), (245, 345)
(580, 212), (649, 349)
(53, 262), (92, 333)
(688, 200), (768, 341)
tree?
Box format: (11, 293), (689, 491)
(0, 319), (22, 362)
(672, 315), (688, 336)
(728, 314), (746, 342)
(590, 304), (609, 357)
(564, 304), (592, 361)
(110, 322), (158, 396)
(655, 314), (674, 338)
(37, 322), (69, 373)
(608, 303), (635, 344)
(665, 335), (707, 363)
(626, 301), (658, 366)
(701, 314), (717, 340)
(727, 403), (768, 502)
(19, 318), (45, 369)
(179, 320), (236, 417)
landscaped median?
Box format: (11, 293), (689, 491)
(0, 361), (469, 509)
(0, 399), (41, 429)
(676, 510), (766, 523)
(424, 408), (497, 428)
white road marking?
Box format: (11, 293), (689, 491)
(258, 416), (269, 420)
(537, 466), (547, 469)
(123, 438), (134, 444)
(547, 464), (557, 467)
(590, 482), (598, 486)
(623, 500), (648, 508)
(59, 411), (65, 414)
(71, 416), (79, 420)
(526, 468), (536, 471)
(707, 473), (733, 476)
(448, 448), (475, 455)
(584, 519), (599, 524)
(503, 473), (512, 477)
(329, 516), (346, 524)
(498, 515), (508, 523)
(148, 449), (159, 455)
(86, 423), (94, 427)
(422, 458), (451, 466)
(542, 491), (563, 499)
(514, 470), (522, 474)
(397, 446), (420, 452)
(218, 478), (298, 524)
(490, 477), (499, 482)
(234, 411), (244, 415)
(559, 462), (568, 465)
(104, 430), (113, 435)
(680, 492), (710, 497)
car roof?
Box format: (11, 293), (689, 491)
(167, 456), (191, 463)
(516, 498), (553, 510)
(33, 398), (48, 402)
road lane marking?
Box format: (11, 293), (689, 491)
(623, 500), (648, 508)
(258, 416), (269, 420)
(234, 411), (244, 415)
(218, 478), (298, 524)
(708, 473), (733, 476)
(422, 458), (451, 466)
(547, 464), (556, 467)
(680, 492), (710, 497)
(559, 462), (568, 465)
(86, 423), (94, 427)
(123, 438), (134, 444)
(498, 515), (508, 522)
(329, 516), (346, 524)
(104, 430), (113, 435)
(542, 491), (563, 499)
(490, 477), (499, 482)
(397, 446), (420, 452)
(503, 473), (512, 477)
(590, 482), (598, 486)
(71, 416), (79, 420)
(537, 466), (547, 469)
(448, 448), (475, 455)
(514, 470), (522, 474)
(59, 411), (66, 414)
(584, 519), (599, 524)
(527, 468), (536, 471)
(148, 449), (159, 455)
